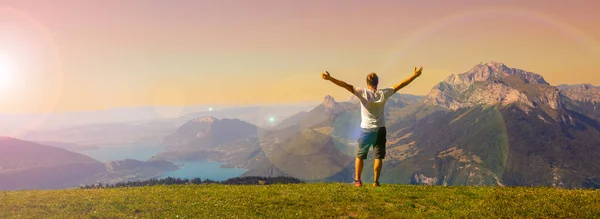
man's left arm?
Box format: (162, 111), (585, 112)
(392, 66), (423, 93)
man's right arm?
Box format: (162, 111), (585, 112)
(322, 71), (355, 94)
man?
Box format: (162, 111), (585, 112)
(321, 67), (423, 187)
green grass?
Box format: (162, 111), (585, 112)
(1, 183), (599, 218)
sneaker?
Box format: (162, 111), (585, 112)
(353, 179), (362, 187)
(373, 181), (380, 187)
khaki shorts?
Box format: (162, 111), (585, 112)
(356, 127), (386, 159)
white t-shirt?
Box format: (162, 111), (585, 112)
(353, 87), (395, 129)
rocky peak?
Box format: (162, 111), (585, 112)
(425, 62), (556, 111)
(465, 61), (508, 81)
(323, 95), (337, 109)
(456, 61), (548, 85)
(486, 60), (507, 68)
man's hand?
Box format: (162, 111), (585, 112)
(321, 71), (332, 81)
(414, 66), (423, 77)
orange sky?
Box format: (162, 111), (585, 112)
(0, 0), (599, 114)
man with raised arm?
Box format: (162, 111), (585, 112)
(321, 67), (423, 187)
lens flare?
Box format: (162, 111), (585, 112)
(0, 6), (64, 136)
(0, 53), (12, 91)
(257, 110), (357, 181)
(331, 111), (362, 157)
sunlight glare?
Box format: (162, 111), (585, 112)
(0, 53), (13, 91)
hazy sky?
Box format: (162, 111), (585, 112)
(0, 0), (599, 114)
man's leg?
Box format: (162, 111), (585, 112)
(373, 127), (387, 186)
(355, 130), (371, 186)
(373, 158), (382, 183)
(355, 158), (364, 181)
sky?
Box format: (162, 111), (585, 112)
(0, 0), (599, 114)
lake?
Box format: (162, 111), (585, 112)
(162, 161), (247, 181)
(80, 144), (246, 181)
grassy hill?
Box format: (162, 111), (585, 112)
(1, 183), (599, 218)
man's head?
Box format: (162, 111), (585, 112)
(366, 73), (378, 90)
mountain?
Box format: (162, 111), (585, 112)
(162, 117), (266, 151)
(0, 137), (179, 190)
(0, 137), (106, 190)
(239, 61), (600, 188)
(379, 62), (600, 188)
(423, 61), (557, 111)
(557, 84), (600, 121)
(557, 84), (600, 102)
(156, 117), (267, 162)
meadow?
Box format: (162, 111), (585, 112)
(1, 183), (599, 218)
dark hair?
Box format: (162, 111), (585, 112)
(366, 73), (378, 87)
